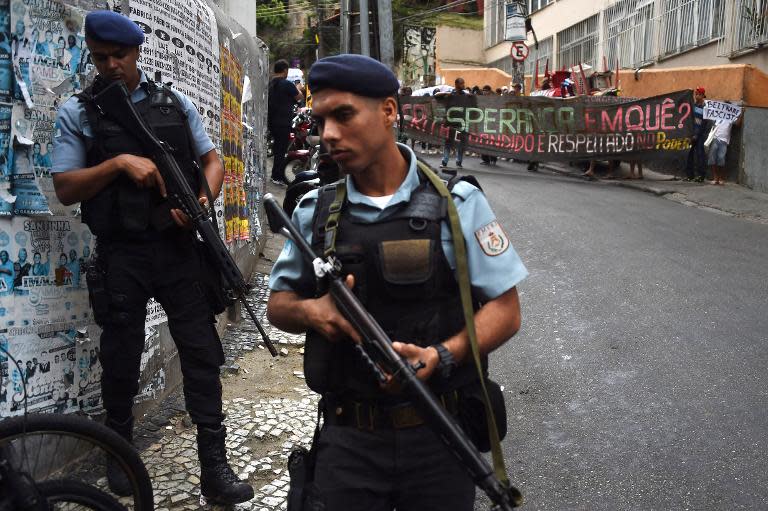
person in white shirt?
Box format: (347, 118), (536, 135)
(708, 104), (742, 185)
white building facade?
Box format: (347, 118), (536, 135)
(484, 0), (768, 76)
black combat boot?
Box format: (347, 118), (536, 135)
(197, 425), (254, 504)
(105, 416), (134, 496)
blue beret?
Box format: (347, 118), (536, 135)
(85, 10), (144, 46)
(308, 54), (399, 98)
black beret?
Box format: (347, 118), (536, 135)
(85, 10), (144, 46)
(308, 54), (399, 98)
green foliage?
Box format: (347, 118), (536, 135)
(257, 0), (288, 30)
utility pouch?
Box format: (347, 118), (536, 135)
(196, 241), (235, 315)
(85, 251), (109, 327)
(303, 330), (338, 394)
(458, 378), (508, 453)
(287, 401), (325, 511)
(118, 186), (151, 232)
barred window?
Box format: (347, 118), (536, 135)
(526, 36), (553, 77)
(659, 0), (725, 58)
(557, 14), (599, 69)
(718, 0), (767, 57)
(604, 0), (656, 69)
(485, 0), (506, 48)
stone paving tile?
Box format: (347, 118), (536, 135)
(134, 272), (317, 510)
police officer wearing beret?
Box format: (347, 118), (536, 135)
(267, 54), (528, 510)
(52, 11), (253, 504)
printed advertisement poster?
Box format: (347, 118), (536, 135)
(0, 0), (12, 103)
(9, 0), (100, 217)
(130, 0), (221, 145)
(220, 43), (248, 244)
(4, 332), (79, 415)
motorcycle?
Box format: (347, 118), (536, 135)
(284, 107), (319, 178)
(282, 142), (340, 217)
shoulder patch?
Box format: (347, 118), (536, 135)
(474, 220), (509, 257)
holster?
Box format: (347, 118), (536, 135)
(196, 241), (236, 315)
(457, 378), (508, 453)
(287, 401), (325, 511)
(85, 248), (109, 327)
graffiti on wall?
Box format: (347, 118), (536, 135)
(401, 25), (436, 88)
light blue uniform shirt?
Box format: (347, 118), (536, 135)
(269, 144), (528, 302)
(52, 71), (215, 173)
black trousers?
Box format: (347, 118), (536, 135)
(270, 122), (291, 181)
(313, 423), (475, 510)
(96, 234), (225, 425)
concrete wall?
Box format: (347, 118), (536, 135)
(436, 25), (484, 69)
(616, 64), (768, 107)
(440, 67), (512, 89)
(741, 108), (768, 193)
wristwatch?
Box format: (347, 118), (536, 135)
(434, 344), (457, 378)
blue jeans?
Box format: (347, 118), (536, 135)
(442, 134), (465, 166)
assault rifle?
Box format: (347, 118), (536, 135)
(92, 80), (277, 357)
(263, 193), (522, 510)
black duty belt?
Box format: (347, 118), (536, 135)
(327, 391), (460, 430)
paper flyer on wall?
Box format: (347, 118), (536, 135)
(4, 331), (79, 414)
(0, 0), (12, 104)
(130, 0), (221, 145)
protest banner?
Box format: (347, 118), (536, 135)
(703, 100), (742, 123)
(401, 90), (695, 161)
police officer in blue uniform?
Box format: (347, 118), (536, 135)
(51, 11), (253, 504)
(267, 55), (528, 510)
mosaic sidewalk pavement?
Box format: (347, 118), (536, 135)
(134, 272), (319, 510)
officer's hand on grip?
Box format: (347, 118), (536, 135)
(391, 342), (440, 382)
(117, 154), (167, 197)
(307, 274), (361, 344)
(171, 196), (208, 229)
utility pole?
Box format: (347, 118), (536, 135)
(359, 0), (371, 56)
(377, 0), (394, 68)
(316, 0), (323, 59)
(340, 0), (350, 53)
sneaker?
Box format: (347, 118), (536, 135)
(456, 162), (462, 168)
(694, 176), (705, 183)
(270, 177), (290, 187)
(440, 162), (448, 168)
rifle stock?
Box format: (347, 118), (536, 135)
(92, 80), (277, 357)
(263, 193), (522, 510)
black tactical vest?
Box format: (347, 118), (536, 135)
(306, 172), (486, 400)
(77, 76), (201, 240)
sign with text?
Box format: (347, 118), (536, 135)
(401, 91), (695, 161)
(703, 100), (742, 123)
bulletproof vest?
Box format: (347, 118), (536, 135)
(77, 77), (201, 240)
(306, 172), (485, 400)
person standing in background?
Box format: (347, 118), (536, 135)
(267, 59), (303, 186)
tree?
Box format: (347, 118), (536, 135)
(257, 0), (289, 31)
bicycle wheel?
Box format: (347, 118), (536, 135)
(0, 414), (153, 510)
(37, 479), (125, 510)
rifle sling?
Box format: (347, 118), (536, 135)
(416, 160), (512, 489)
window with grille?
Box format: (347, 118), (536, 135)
(526, 36), (553, 76)
(659, 0), (725, 57)
(557, 14), (599, 69)
(604, 0), (656, 69)
(485, 0), (506, 47)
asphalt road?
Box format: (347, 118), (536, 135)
(423, 157), (768, 510)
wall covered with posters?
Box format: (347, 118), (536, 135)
(0, 0), (268, 417)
